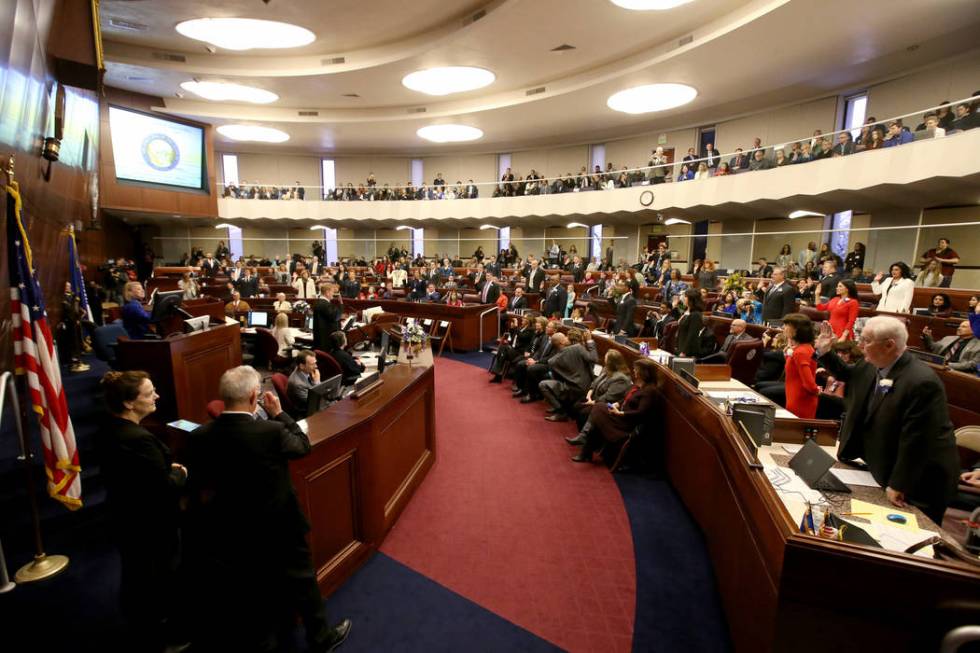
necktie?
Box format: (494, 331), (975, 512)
(946, 339), (966, 363)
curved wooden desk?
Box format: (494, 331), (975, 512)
(289, 363), (435, 595)
(341, 299), (499, 350)
(590, 334), (980, 653)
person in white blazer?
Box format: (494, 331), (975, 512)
(292, 270), (317, 300)
(870, 262), (914, 313)
(388, 264), (407, 288)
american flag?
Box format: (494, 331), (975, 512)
(6, 181), (82, 510)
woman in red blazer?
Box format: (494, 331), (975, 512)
(814, 278), (859, 340)
(782, 313), (820, 419)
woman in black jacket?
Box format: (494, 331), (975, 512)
(676, 289), (704, 358)
(97, 370), (188, 648)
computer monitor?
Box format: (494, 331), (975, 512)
(679, 368), (699, 389)
(150, 289), (184, 322)
(766, 319), (784, 329)
(342, 316), (356, 331)
(247, 311), (269, 328)
(731, 403), (774, 447)
(305, 315), (314, 331)
(183, 315), (210, 333)
(306, 374), (342, 417)
(912, 308), (931, 316)
(378, 331), (391, 374)
(670, 357), (695, 378)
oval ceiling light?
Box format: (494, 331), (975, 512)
(607, 83), (697, 114)
(217, 124), (290, 143)
(417, 124), (484, 143)
(609, 0), (695, 10)
(175, 18), (315, 51)
(180, 81), (278, 104)
(402, 66), (496, 96)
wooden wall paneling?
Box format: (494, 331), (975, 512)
(303, 450), (364, 580)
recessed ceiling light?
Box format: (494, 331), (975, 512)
(609, 0), (695, 10)
(788, 210), (824, 219)
(175, 18), (315, 51)
(607, 83), (697, 114)
(217, 124), (289, 143)
(417, 124), (484, 143)
(664, 218), (692, 225)
(402, 67), (495, 96)
(180, 81), (279, 104)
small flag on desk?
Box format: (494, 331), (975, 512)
(67, 224), (92, 323)
(799, 503), (815, 535)
(6, 181), (82, 510)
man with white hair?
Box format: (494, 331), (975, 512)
(185, 366), (352, 651)
(699, 318), (751, 363)
(815, 316), (959, 524)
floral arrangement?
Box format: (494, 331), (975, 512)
(722, 272), (745, 295)
(292, 300), (310, 313)
(402, 322), (429, 348)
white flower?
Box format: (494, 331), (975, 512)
(878, 378), (893, 392)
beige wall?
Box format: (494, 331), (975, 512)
(751, 216), (824, 265)
(714, 97), (838, 154)
(919, 206), (980, 290)
(604, 127), (698, 173)
(512, 145), (588, 180)
(422, 154), (496, 188)
(543, 226), (589, 260)
(335, 156), (410, 189)
(866, 55), (980, 128)
(226, 153), (321, 190)
(458, 228), (498, 262)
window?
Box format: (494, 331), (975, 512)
(222, 154), (239, 186)
(842, 93), (868, 140)
(590, 225), (603, 260)
(412, 228), (424, 257)
(590, 145), (605, 171)
(321, 159), (336, 199)
(411, 159), (424, 188)
(497, 154), (511, 179)
(227, 225), (243, 260)
(323, 227), (338, 265)
(499, 227), (511, 253)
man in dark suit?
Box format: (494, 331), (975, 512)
(408, 272), (428, 300)
(541, 282), (567, 318)
(236, 268), (260, 298)
(815, 317), (959, 524)
(681, 147), (698, 167)
(512, 320), (557, 401)
(754, 257), (773, 279)
(614, 284), (637, 336)
(312, 284), (342, 351)
(756, 267), (796, 322)
(699, 318), (752, 363)
(327, 331), (365, 386)
(817, 259), (841, 302)
(470, 264), (487, 292)
(604, 244), (614, 270)
(479, 274), (501, 304)
(704, 142), (720, 169)
(200, 253), (219, 277)
(568, 256), (585, 283)
(508, 287), (527, 311)
(484, 256), (500, 277)
(526, 260), (544, 294)
(185, 366), (351, 651)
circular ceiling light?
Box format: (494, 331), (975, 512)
(609, 0), (695, 10)
(607, 83), (697, 114)
(402, 66), (496, 96)
(175, 18), (315, 51)
(180, 81), (278, 104)
(217, 124), (290, 143)
(416, 124), (484, 143)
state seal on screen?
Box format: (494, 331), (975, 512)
(141, 133), (180, 171)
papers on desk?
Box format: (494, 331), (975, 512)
(780, 444), (803, 455)
(831, 468), (879, 488)
(841, 501), (933, 557)
(849, 499), (917, 531)
(593, 363), (604, 376)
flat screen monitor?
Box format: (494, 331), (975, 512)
(108, 106), (206, 190)
(342, 316), (356, 331)
(305, 315), (314, 331)
(679, 368), (699, 388)
(378, 331), (390, 374)
(150, 290), (184, 322)
(247, 311), (269, 328)
(731, 403), (774, 447)
(670, 357), (695, 378)
(183, 315), (210, 333)
(307, 374), (342, 417)
(912, 308), (931, 316)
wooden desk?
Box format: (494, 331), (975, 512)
(589, 332), (980, 652)
(290, 363), (435, 595)
(339, 299), (499, 351)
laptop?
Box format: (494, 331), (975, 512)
(788, 439), (851, 493)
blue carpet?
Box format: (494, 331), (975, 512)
(321, 552), (563, 653)
(442, 348), (495, 370)
(614, 473), (732, 653)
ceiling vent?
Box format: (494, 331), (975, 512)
(550, 44), (576, 52)
(342, 93), (360, 98)
(297, 110), (319, 116)
(152, 51), (186, 63)
(525, 86), (546, 96)
(107, 17), (148, 32)
(406, 107), (427, 114)
(464, 9), (487, 24)
(678, 34), (693, 47)
(321, 56), (346, 65)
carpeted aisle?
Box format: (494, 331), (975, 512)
(381, 357), (637, 653)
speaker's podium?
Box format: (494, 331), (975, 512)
(115, 322), (241, 423)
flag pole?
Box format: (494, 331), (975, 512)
(2, 155), (69, 583)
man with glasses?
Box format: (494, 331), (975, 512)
(815, 316), (959, 524)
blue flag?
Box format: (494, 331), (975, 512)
(67, 225), (92, 322)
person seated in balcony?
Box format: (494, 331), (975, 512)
(860, 126), (886, 151)
(791, 141), (813, 164)
(648, 146), (670, 183)
(417, 183), (432, 200)
(773, 149), (790, 167)
(833, 131), (856, 156)
(754, 257), (773, 278)
(677, 163), (695, 181)
(729, 147), (750, 170)
(951, 102), (977, 131)
(694, 162), (711, 180)
(914, 113), (946, 138)
(748, 149), (773, 170)
(714, 161), (732, 176)
(813, 137), (835, 160)
(883, 119), (914, 146)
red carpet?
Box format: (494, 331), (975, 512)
(381, 358), (636, 653)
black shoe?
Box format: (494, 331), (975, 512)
(314, 619), (352, 652)
(565, 435), (586, 445)
(545, 414), (568, 422)
(511, 385), (521, 392)
(571, 453), (592, 463)
(545, 406), (558, 413)
(520, 395), (538, 404)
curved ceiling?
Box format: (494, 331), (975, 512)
(101, 0), (980, 154)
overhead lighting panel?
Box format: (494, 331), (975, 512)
(788, 210), (824, 219)
(217, 124), (290, 143)
(609, 0), (695, 10)
(417, 124), (484, 143)
(175, 18), (315, 51)
(607, 83), (697, 114)
(180, 81), (278, 104)
(402, 67), (496, 96)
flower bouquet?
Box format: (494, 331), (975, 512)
(721, 272), (745, 296)
(398, 321), (433, 367)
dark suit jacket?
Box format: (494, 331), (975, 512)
(818, 273), (841, 301)
(186, 413), (312, 560)
(509, 295), (527, 311)
(676, 311), (703, 357)
(201, 259), (219, 276)
(616, 294), (637, 336)
(330, 347), (366, 384)
(542, 285), (567, 317)
(479, 282), (501, 304)
(312, 298), (342, 350)
(526, 268), (544, 293)
(409, 278), (428, 300)
(236, 276), (259, 298)
(758, 281), (796, 321)
(818, 351), (959, 516)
